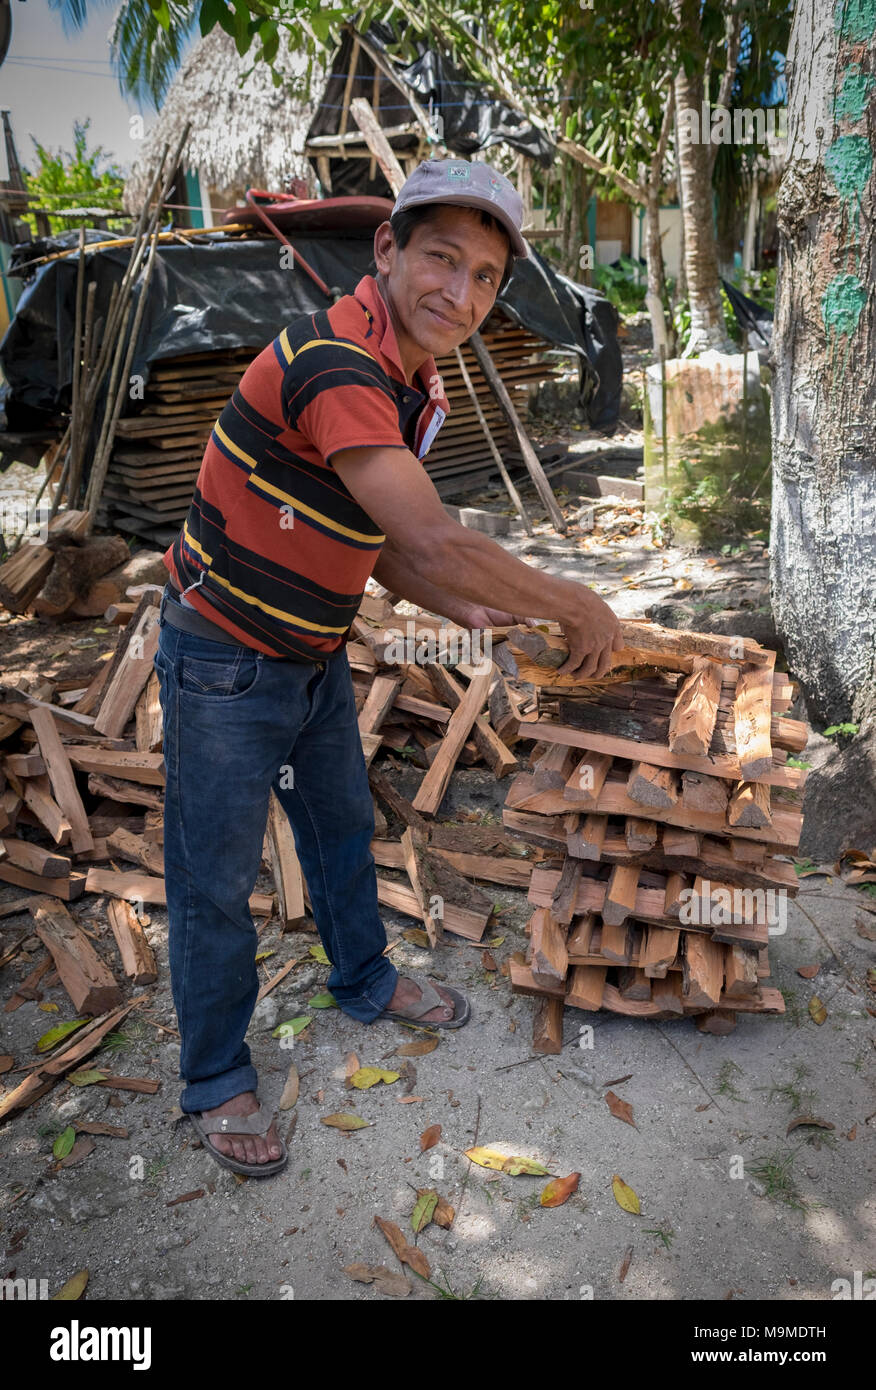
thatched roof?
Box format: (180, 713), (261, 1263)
(123, 28), (325, 212)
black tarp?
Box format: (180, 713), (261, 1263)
(0, 225), (622, 463)
(721, 278), (773, 347)
(307, 24), (554, 199)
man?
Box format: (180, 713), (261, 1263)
(155, 158), (622, 1178)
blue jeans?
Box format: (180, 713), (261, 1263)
(153, 589), (398, 1114)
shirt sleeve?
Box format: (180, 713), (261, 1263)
(281, 342), (407, 461)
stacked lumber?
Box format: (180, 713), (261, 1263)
(94, 312), (561, 544)
(499, 621), (808, 1048)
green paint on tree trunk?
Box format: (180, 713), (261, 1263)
(822, 273), (867, 338)
(825, 135), (873, 198)
(835, 66), (875, 122)
(835, 0), (876, 42)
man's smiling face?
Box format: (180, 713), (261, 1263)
(374, 204), (511, 374)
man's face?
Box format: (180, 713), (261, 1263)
(374, 205), (509, 361)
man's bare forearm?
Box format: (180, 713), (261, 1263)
(372, 543), (477, 625)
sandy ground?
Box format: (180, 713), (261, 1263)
(1, 507), (873, 1303)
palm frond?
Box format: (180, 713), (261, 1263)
(109, 0), (200, 108)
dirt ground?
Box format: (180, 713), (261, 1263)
(1, 462), (874, 1302)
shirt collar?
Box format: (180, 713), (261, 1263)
(352, 275), (442, 402)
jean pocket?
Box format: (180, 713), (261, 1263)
(179, 652), (260, 698)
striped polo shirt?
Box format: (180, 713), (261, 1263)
(164, 275), (450, 659)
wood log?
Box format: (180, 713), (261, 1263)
(375, 875), (489, 942)
(532, 742), (579, 791)
(357, 673), (401, 736)
(617, 967), (652, 1001)
(682, 770), (731, 814)
(626, 761), (678, 808)
(668, 656), (723, 755)
(550, 856), (583, 925)
(565, 963), (607, 1010)
(733, 661), (775, 779)
(727, 781), (772, 828)
(603, 864), (639, 926)
(34, 534), (129, 616)
(87, 774), (163, 809)
(489, 672), (525, 746)
(412, 664), (492, 814)
(0, 541), (55, 613)
(640, 925), (680, 977)
(532, 995), (564, 1054)
(625, 817), (658, 853)
(106, 899), (158, 984)
(650, 973), (685, 1014)
(682, 935), (725, 1007)
(266, 791), (307, 931)
(105, 826), (164, 876)
(134, 670), (163, 753)
(567, 813), (607, 860)
(66, 747), (165, 785)
(599, 920), (633, 963)
(529, 908), (569, 986)
(5, 771), (71, 843)
(0, 862), (86, 899)
(0, 837), (70, 877)
(563, 751), (613, 806)
(32, 897), (123, 1014)
(723, 943), (759, 997)
(67, 549), (167, 618)
(400, 824), (441, 945)
(30, 706), (94, 854)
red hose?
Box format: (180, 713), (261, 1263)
(244, 189), (334, 300)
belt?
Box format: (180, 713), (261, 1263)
(162, 583), (325, 666)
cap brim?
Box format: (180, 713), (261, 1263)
(392, 192), (530, 259)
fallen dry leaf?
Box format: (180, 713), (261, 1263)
(411, 1189), (439, 1233)
(605, 1090), (636, 1128)
(420, 1123), (441, 1152)
(58, 1137), (96, 1169)
(397, 1096), (425, 1103)
(847, 1127), (857, 1141)
(344, 1052), (360, 1078)
(402, 927), (430, 948)
(279, 1063), (299, 1110)
(612, 1175), (640, 1215)
(374, 1216), (430, 1279)
(395, 1038), (439, 1057)
(165, 1189), (205, 1207)
(856, 919), (876, 942)
(52, 1269), (89, 1301)
(0, 1056), (13, 1075)
(74, 1121), (128, 1138)
(808, 995), (828, 1025)
(321, 1112), (372, 1130)
(426, 1192), (455, 1229)
(796, 964), (820, 979)
(350, 1066), (400, 1090)
(786, 1115), (835, 1136)
(540, 1172), (581, 1207)
(618, 1246), (634, 1283)
(465, 1146), (548, 1176)
(343, 1263), (410, 1297)
(481, 949), (497, 971)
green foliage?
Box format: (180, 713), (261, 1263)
(23, 119), (126, 235)
(592, 255), (647, 317)
(822, 722), (859, 739)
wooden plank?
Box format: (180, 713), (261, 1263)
(617, 967), (652, 1001)
(1, 837), (70, 878)
(401, 825), (441, 946)
(87, 774), (163, 809)
(625, 817), (658, 853)
(681, 770), (731, 814)
(567, 812), (608, 861)
(551, 856), (583, 925)
(266, 791), (307, 930)
(532, 742), (579, 791)
(412, 664), (493, 814)
(668, 656), (723, 755)
(599, 920), (633, 963)
(32, 897), (123, 1014)
(106, 899), (158, 984)
(4, 771), (70, 843)
(733, 660), (775, 779)
(94, 604), (160, 737)
(0, 863), (86, 900)
(650, 972), (685, 1015)
(66, 747), (165, 785)
(357, 673), (401, 736)
(375, 875), (488, 942)
(661, 826), (702, 858)
(426, 662), (518, 779)
(30, 706), (94, 854)
(105, 826), (165, 876)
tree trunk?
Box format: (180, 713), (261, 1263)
(672, 0), (731, 353)
(770, 0), (876, 727)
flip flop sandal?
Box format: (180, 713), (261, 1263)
(189, 1100), (288, 1178)
(378, 975), (471, 1029)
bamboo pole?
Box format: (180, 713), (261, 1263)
(453, 347), (534, 534)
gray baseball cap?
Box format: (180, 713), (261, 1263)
(391, 158), (529, 259)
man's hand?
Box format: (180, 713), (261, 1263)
(557, 590), (624, 681)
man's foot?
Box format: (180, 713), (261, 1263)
(385, 976), (456, 1024)
(199, 1091), (283, 1167)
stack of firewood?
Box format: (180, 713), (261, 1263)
(498, 621), (808, 1048)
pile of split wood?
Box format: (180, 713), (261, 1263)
(0, 582), (541, 1120)
(0, 508), (168, 619)
(499, 621), (808, 1048)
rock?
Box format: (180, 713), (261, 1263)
(457, 507), (511, 537)
(162, 1042), (182, 1072)
(29, 1169), (135, 1224)
(250, 997), (279, 1032)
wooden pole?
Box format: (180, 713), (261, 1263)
(453, 347), (534, 534)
